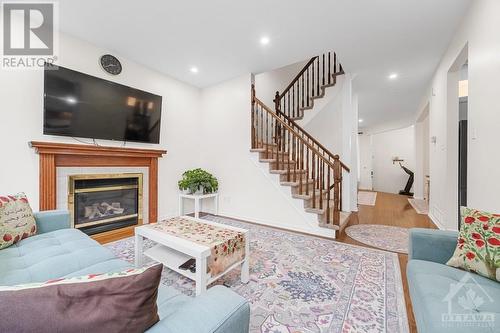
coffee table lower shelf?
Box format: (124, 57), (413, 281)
(144, 244), (248, 286)
(144, 244), (208, 281)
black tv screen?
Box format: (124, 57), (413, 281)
(44, 65), (162, 144)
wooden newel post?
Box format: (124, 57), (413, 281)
(333, 154), (342, 225)
(274, 91), (280, 114)
(273, 91), (281, 144)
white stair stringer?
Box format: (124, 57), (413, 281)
(249, 153), (336, 238)
(295, 76), (344, 127)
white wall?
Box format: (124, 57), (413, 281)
(302, 85), (343, 154)
(340, 75), (359, 211)
(371, 126), (416, 194)
(298, 74), (357, 212)
(418, 0), (500, 230)
(0, 32), (201, 219)
(198, 74), (334, 236)
(0, 24), (361, 235)
(253, 60), (358, 214)
(414, 107), (430, 199)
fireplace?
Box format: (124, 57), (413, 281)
(68, 173), (143, 235)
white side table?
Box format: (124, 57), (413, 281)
(178, 193), (219, 218)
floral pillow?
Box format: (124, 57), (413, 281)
(0, 193), (37, 250)
(447, 207), (500, 282)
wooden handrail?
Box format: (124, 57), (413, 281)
(254, 96), (338, 170)
(279, 56), (317, 99)
(274, 51), (344, 121)
(269, 51), (349, 173)
(275, 109), (350, 172)
(251, 86), (346, 225)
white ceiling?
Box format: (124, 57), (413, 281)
(57, 0), (471, 131)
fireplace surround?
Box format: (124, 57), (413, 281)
(68, 173), (143, 235)
(30, 141), (166, 243)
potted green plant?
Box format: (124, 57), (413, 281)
(178, 168), (219, 194)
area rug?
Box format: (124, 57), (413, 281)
(358, 191), (377, 206)
(345, 224), (409, 254)
(408, 198), (429, 215)
(105, 216), (408, 333)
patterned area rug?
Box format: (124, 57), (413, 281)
(345, 224), (409, 254)
(105, 216), (408, 333)
(408, 198), (429, 215)
(358, 191), (377, 206)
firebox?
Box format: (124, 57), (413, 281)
(68, 173), (143, 235)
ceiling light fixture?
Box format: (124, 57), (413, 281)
(358, 119), (363, 123)
(260, 36), (270, 46)
(190, 66), (199, 73)
(388, 73), (398, 80)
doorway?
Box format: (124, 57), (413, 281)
(446, 44), (468, 229)
(358, 133), (373, 190)
(458, 63), (468, 228)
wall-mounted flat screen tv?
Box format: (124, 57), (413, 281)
(44, 65), (162, 144)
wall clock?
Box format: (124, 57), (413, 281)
(100, 54), (122, 75)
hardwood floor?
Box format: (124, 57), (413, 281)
(336, 191), (436, 333)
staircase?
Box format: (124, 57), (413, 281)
(250, 52), (351, 234)
(273, 52), (344, 121)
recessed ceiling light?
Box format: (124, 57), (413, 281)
(190, 67), (199, 73)
(388, 73), (398, 80)
(260, 36), (270, 46)
(358, 119), (363, 123)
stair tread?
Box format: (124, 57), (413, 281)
(251, 66), (347, 236)
(294, 77), (341, 114)
(311, 93), (325, 100)
(280, 179), (314, 186)
(304, 207), (327, 214)
(292, 191), (331, 199)
(260, 158), (296, 163)
(319, 211), (350, 230)
(299, 105), (314, 111)
(270, 169), (307, 174)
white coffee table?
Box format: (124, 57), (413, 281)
(134, 216), (249, 296)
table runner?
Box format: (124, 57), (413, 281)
(147, 217), (246, 276)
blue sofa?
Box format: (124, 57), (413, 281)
(0, 210), (250, 333)
(407, 228), (499, 333)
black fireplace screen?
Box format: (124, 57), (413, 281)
(75, 188), (138, 225)
(70, 175), (141, 236)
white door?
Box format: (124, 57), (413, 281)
(358, 134), (373, 190)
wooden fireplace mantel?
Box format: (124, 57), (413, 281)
(30, 141), (167, 242)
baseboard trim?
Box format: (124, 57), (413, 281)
(161, 212), (337, 239)
(428, 211), (446, 230)
(202, 212), (337, 241)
